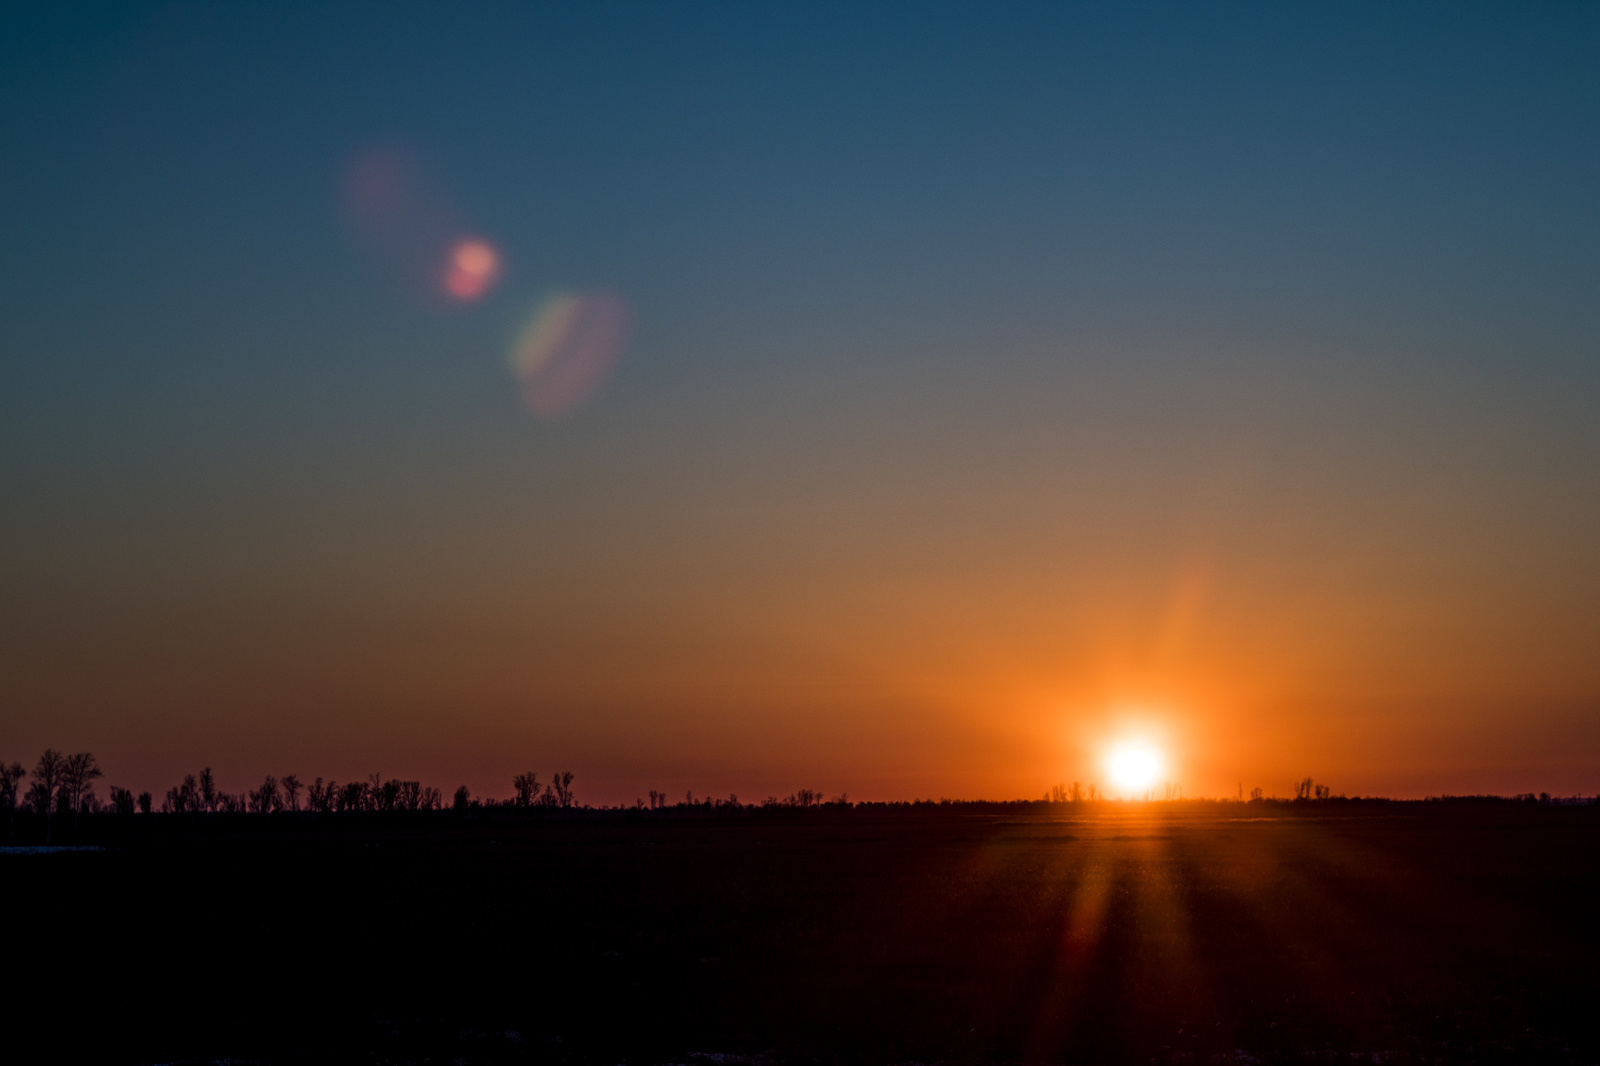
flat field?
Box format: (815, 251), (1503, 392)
(4, 803), (1597, 1065)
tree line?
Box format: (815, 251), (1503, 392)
(1, 750), (110, 844)
(0, 750), (599, 844)
(11, 750), (1583, 845)
(0, 751), (845, 844)
(159, 768), (449, 816)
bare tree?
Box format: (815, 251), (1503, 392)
(137, 791), (152, 814)
(199, 768), (218, 813)
(550, 771), (575, 809)
(281, 774), (301, 812)
(249, 775), (280, 814)
(453, 785), (470, 811)
(29, 750), (66, 843)
(388, 780), (439, 811)
(512, 772), (540, 808)
(163, 774), (199, 813)
(307, 778), (336, 813)
(338, 781), (367, 812)
(1294, 777), (1314, 802)
(367, 774), (401, 812)
(0, 761), (23, 840)
(109, 786), (136, 815)
(58, 753), (103, 833)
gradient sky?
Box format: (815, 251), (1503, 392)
(4, 2), (1599, 804)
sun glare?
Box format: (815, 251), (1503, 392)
(1112, 749), (1157, 787)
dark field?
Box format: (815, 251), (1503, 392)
(5, 804), (1598, 1065)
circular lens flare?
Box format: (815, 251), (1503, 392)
(508, 290), (631, 417)
(1112, 750), (1157, 787)
(443, 238), (500, 301)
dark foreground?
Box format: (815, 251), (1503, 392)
(4, 804), (1598, 1065)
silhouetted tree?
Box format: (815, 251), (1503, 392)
(512, 772), (541, 808)
(1295, 777), (1314, 801)
(110, 786), (136, 816)
(281, 774), (302, 812)
(199, 767), (218, 813)
(137, 791), (152, 814)
(307, 778), (336, 813)
(29, 750), (66, 843)
(367, 773), (402, 812)
(453, 784), (471, 811)
(1249, 786), (1264, 801)
(59, 752), (103, 832)
(389, 779), (437, 810)
(164, 773), (200, 813)
(550, 771), (575, 809)
(249, 776), (280, 814)
(338, 780), (367, 812)
(0, 761), (23, 840)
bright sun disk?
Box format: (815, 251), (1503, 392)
(1112, 749), (1157, 787)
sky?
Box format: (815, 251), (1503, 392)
(3, 2), (1599, 804)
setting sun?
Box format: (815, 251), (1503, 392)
(1112, 750), (1158, 787)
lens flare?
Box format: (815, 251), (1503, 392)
(340, 145), (502, 306)
(443, 238), (500, 302)
(508, 291), (631, 417)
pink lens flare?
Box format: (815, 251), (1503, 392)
(442, 238), (501, 302)
(340, 144), (502, 306)
(508, 291), (632, 417)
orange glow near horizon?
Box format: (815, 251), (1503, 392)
(5, 350), (1599, 805)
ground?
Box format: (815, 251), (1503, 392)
(3, 802), (1597, 1064)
